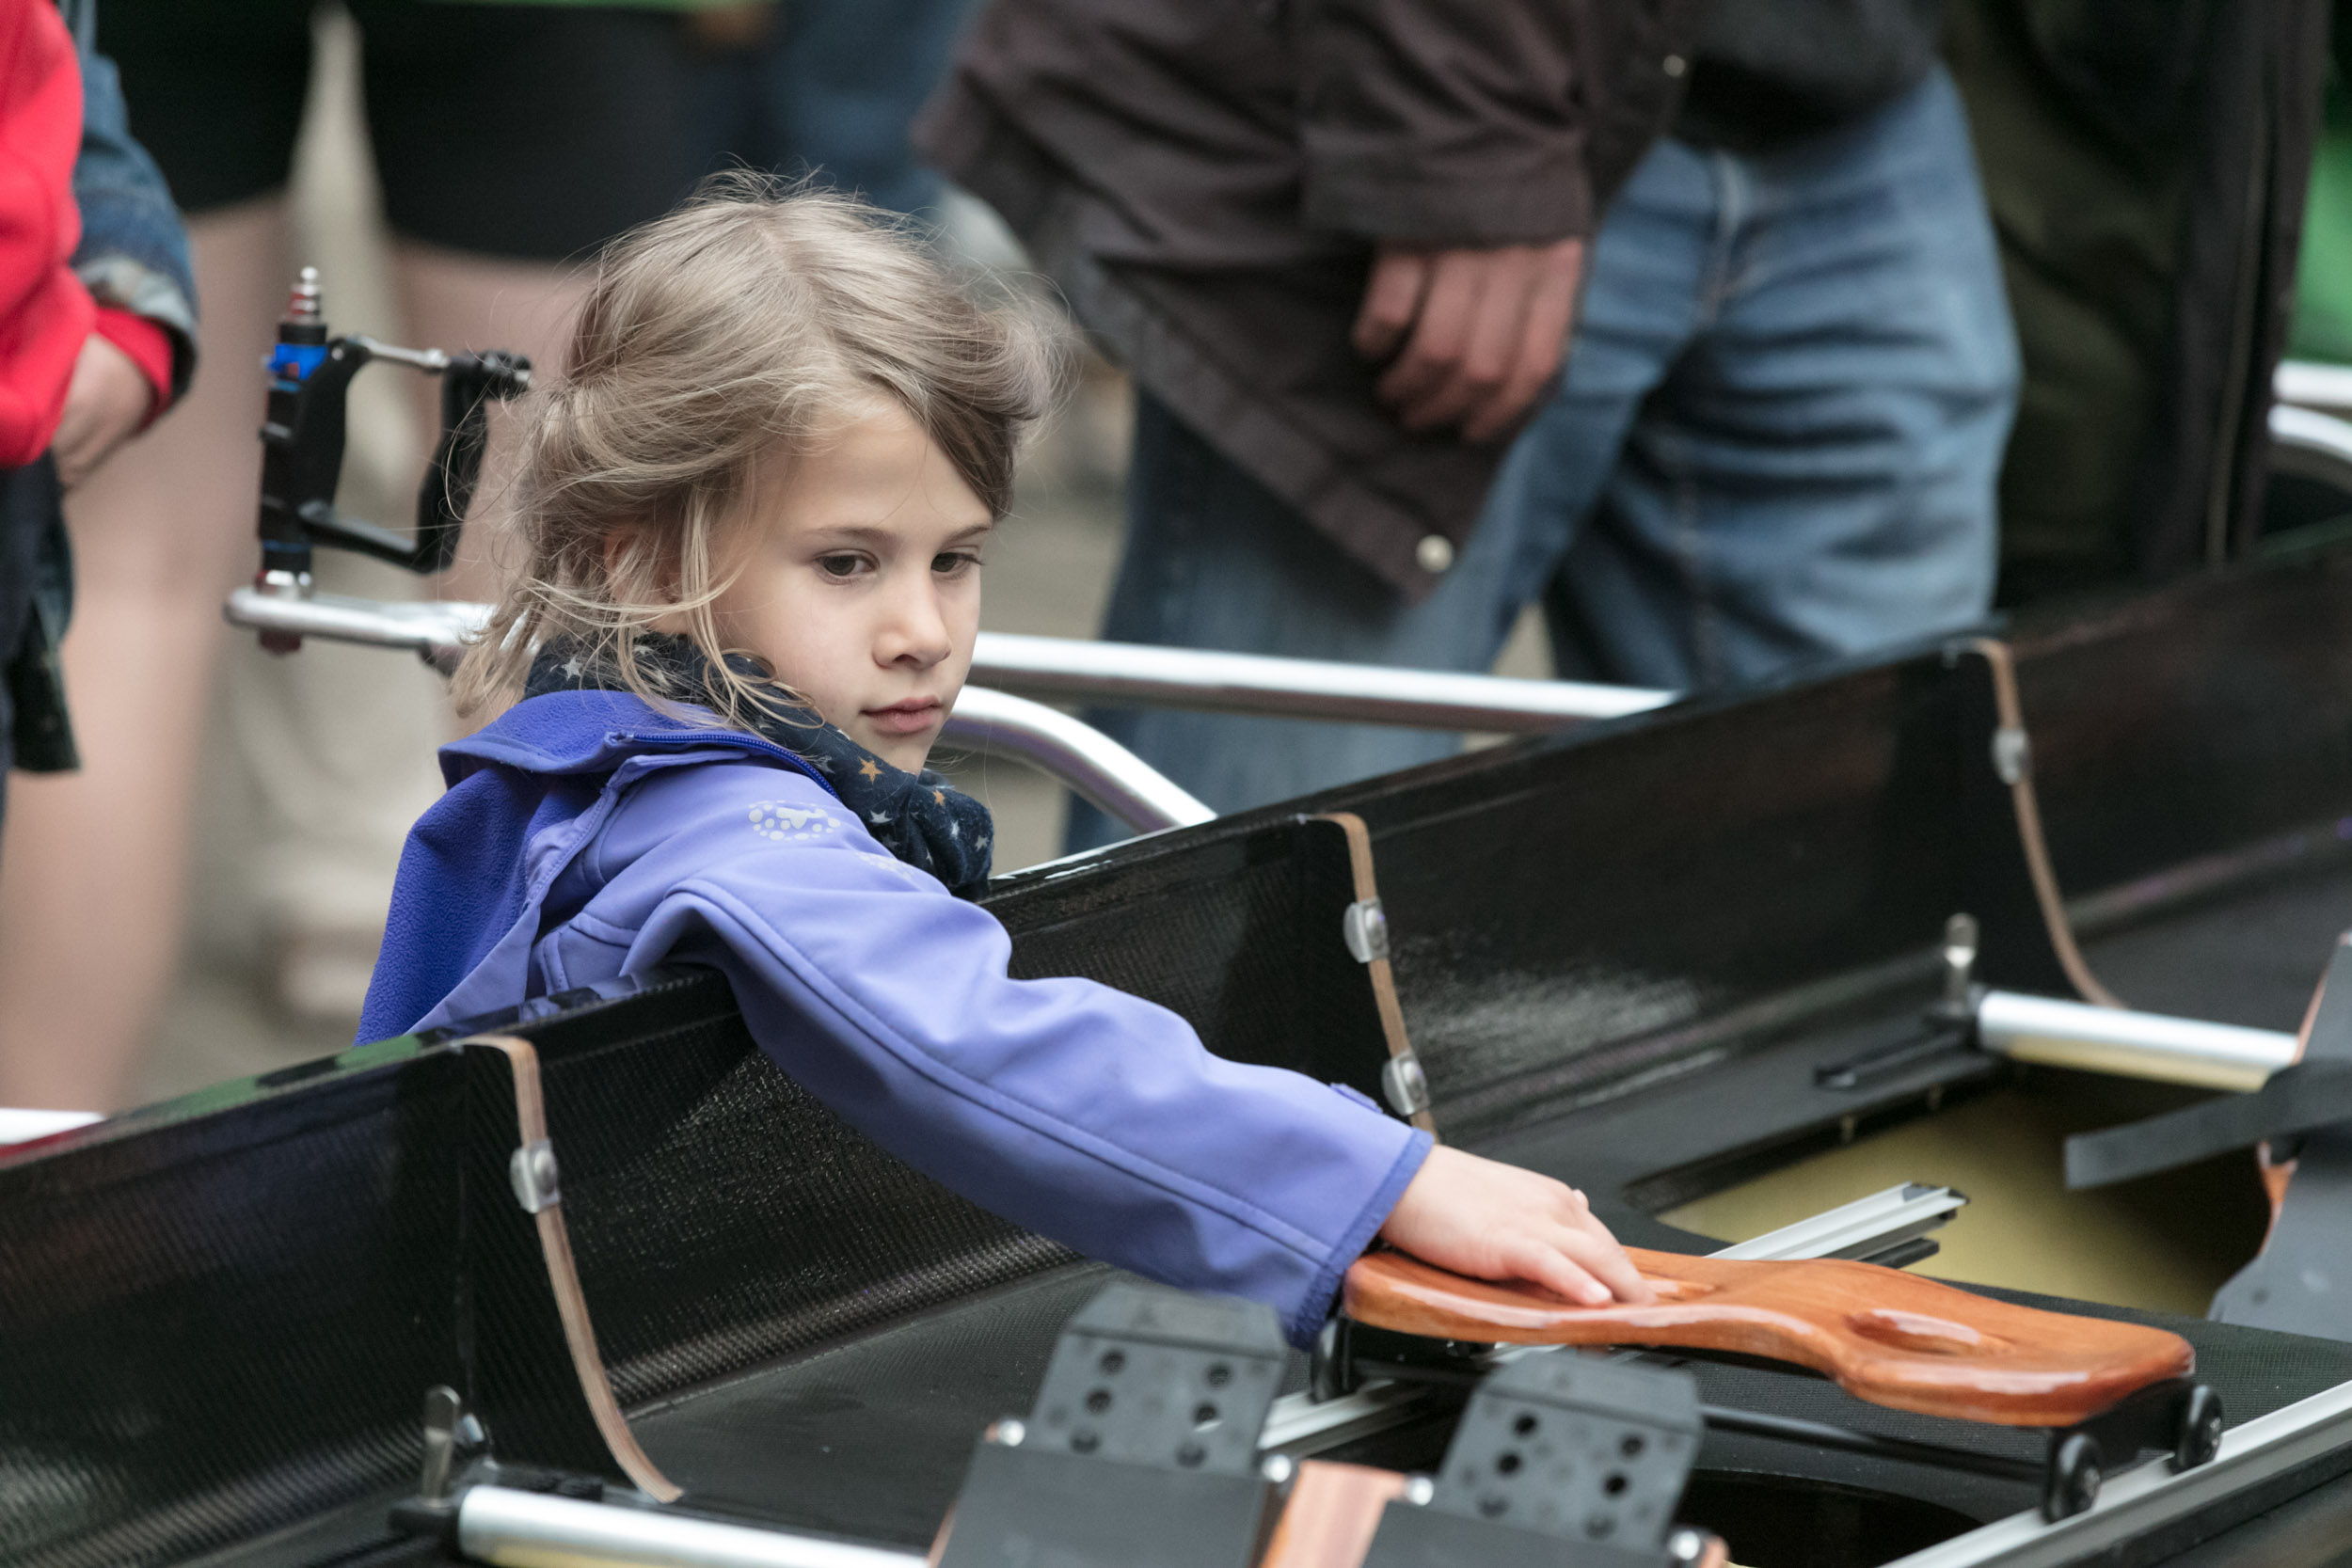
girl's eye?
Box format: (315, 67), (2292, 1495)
(933, 550), (982, 576)
(817, 553), (867, 579)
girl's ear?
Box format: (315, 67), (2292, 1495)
(603, 523), (699, 634)
(602, 526), (670, 606)
(600, 527), (631, 595)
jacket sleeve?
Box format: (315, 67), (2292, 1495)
(609, 772), (1432, 1347)
(64, 0), (197, 403)
(1297, 0), (1596, 245)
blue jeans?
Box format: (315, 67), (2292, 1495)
(693, 0), (973, 219)
(1070, 67), (2017, 850)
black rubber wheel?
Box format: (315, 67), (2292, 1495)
(1310, 1317), (1358, 1402)
(2173, 1386), (2225, 1472)
(2043, 1432), (2103, 1522)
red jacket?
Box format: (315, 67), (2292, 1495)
(0, 0), (167, 468)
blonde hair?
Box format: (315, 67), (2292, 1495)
(452, 175), (1064, 722)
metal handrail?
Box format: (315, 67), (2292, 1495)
(227, 584), (480, 671)
(2269, 404), (2352, 491)
(971, 630), (1676, 729)
(222, 589), (1680, 730)
(2276, 358), (2352, 416)
(942, 688), (1213, 833)
(222, 588), (1214, 836)
(1973, 989), (2295, 1093)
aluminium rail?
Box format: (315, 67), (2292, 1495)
(969, 630), (1674, 730)
(942, 688), (1212, 833)
(1882, 1378), (2352, 1568)
(2269, 404), (2352, 494)
(222, 589), (1678, 730)
(222, 588), (1212, 835)
(1973, 990), (2296, 1093)
(452, 1485), (927, 1568)
(2276, 358), (2352, 415)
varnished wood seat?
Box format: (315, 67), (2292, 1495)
(1345, 1249), (2194, 1427)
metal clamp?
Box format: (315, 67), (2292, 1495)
(1380, 1053), (1431, 1119)
(1992, 726), (2031, 785)
(509, 1140), (561, 1214)
(1343, 898), (1390, 964)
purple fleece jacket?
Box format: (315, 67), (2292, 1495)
(359, 689), (1432, 1345)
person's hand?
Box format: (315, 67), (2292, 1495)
(52, 334), (154, 490)
(1351, 238), (1584, 442)
(1377, 1144), (1654, 1307)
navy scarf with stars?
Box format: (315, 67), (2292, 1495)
(526, 635), (994, 899)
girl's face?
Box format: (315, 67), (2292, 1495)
(709, 402), (993, 771)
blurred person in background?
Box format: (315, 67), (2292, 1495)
(921, 1), (2019, 852)
(0, 1), (709, 1111)
(1947, 0), (2331, 600)
(0, 0), (197, 1106)
(1477, 5), (2015, 696)
(0, 0), (195, 786)
(689, 0), (974, 223)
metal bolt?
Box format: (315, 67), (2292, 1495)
(285, 266), (323, 325)
(1404, 1476), (1436, 1506)
(989, 1418), (1025, 1448)
(1668, 1528), (1707, 1563)
(1942, 913), (1979, 1007)
(1261, 1454), (1295, 1485)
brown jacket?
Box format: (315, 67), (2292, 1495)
(915, 0), (1694, 599)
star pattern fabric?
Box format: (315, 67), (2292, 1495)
(526, 636), (995, 898)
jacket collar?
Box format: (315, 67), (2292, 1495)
(440, 688), (836, 797)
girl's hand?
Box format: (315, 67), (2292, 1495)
(1377, 1146), (1655, 1307)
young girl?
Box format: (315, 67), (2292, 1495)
(360, 182), (1649, 1348)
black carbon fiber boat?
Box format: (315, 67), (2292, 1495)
(10, 545), (2352, 1568)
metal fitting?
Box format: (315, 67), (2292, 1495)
(508, 1140), (561, 1214)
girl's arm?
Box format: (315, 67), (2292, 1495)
(595, 765), (1432, 1346)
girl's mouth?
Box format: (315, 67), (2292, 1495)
(863, 698), (943, 737)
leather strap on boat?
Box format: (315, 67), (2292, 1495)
(1965, 638), (2122, 1008)
(462, 1034), (683, 1502)
(1312, 812), (1438, 1137)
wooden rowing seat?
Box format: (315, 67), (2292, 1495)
(1345, 1249), (2194, 1427)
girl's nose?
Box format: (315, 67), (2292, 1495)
(878, 578), (953, 669)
